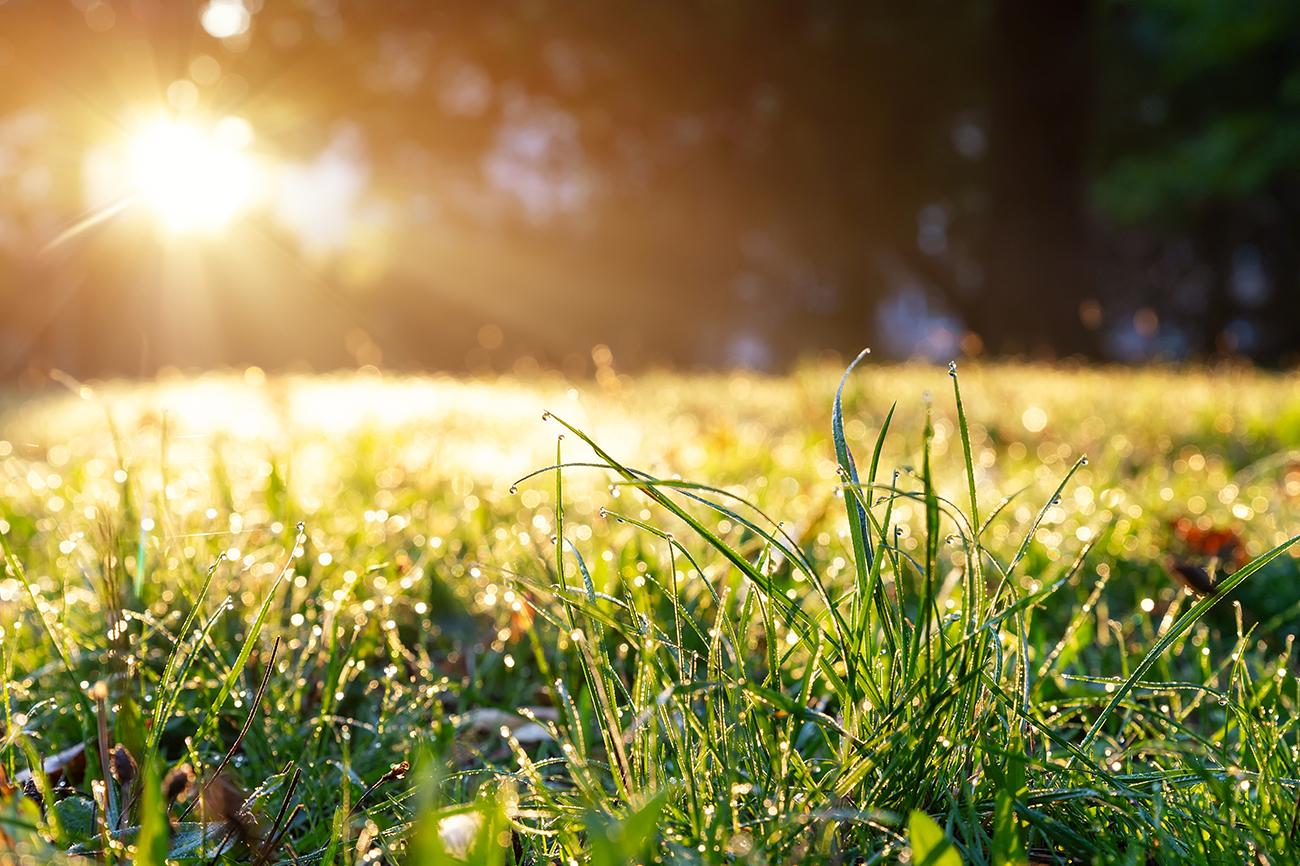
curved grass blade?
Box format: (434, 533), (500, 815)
(191, 524), (304, 747)
(146, 554), (221, 755)
(833, 348), (875, 577)
(1076, 532), (1300, 755)
(541, 412), (856, 702)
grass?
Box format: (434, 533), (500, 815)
(0, 359), (1299, 864)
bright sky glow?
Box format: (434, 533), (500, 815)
(200, 0), (251, 38)
(128, 118), (260, 233)
(274, 127), (368, 253)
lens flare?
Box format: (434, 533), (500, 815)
(128, 117), (260, 233)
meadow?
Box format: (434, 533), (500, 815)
(1, 359), (1300, 865)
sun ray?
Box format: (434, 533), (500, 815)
(127, 117), (262, 233)
(39, 194), (140, 256)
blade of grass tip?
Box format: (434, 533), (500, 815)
(192, 524), (304, 748)
(949, 362), (983, 641)
(1076, 533), (1300, 758)
(977, 486), (1033, 539)
(1006, 457), (1088, 579)
(562, 538), (598, 607)
(832, 349), (874, 619)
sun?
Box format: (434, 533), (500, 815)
(128, 116), (261, 233)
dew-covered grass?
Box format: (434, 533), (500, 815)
(1, 360), (1299, 864)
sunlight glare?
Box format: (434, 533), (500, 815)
(128, 117), (260, 233)
(200, 0), (251, 38)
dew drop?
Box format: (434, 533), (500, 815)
(948, 361), (957, 377)
(542, 411), (552, 420)
(509, 485), (518, 495)
(599, 508), (608, 518)
(1080, 455), (1089, 466)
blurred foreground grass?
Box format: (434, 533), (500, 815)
(0, 361), (1299, 864)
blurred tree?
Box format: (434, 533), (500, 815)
(0, 0), (986, 374)
(1093, 0), (1300, 363)
(2, 0), (1299, 375)
(983, 0), (1095, 357)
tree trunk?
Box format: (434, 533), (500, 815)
(982, 0), (1096, 357)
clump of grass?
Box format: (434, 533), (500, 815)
(465, 357), (1300, 865)
(0, 361), (1297, 864)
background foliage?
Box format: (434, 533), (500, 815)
(2, 0), (1300, 375)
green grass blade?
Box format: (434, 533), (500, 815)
(832, 348), (875, 579)
(191, 523), (303, 746)
(1077, 532), (1300, 755)
(910, 809), (963, 866)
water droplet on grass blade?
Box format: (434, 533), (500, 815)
(948, 361), (957, 377)
(508, 485), (518, 494)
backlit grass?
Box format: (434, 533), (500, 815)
(0, 360), (1299, 864)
